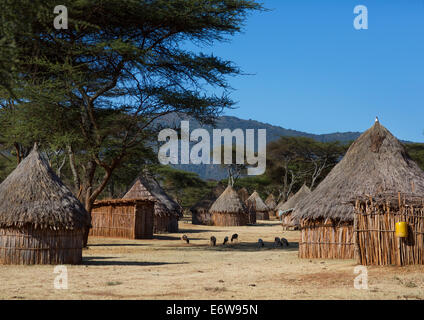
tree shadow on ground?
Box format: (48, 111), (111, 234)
(177, 229), (223, 234)
(87, 243), (148, 247)
(153, 235), (205, 241)
(248, 223), (282, 227)
(83, 256), (188, 267)
(169, 241), (300, 253)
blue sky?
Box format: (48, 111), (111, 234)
(195, 0), (424, 142)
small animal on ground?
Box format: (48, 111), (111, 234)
(258, 239), (264, 248)
(223, 236), (229, 245)
(281, 237), (289, 247)
(273, 237), (282, 248)
(210, 236), (217, 246)
(231, 233), (238, 243)
(182, 235), (189, 244)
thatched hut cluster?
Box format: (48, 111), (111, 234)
(123, 171), (183, 233)
(278, 184), (311, 230)
(209, 185), (248, 226)
(0, 145), (90, 265)
(293, 120), (424, 259)
(89, 199), (154, 239)
(265, 194), (277, 217)
(354, 193), (424, 266)
(246, 191), (269, 220)
(190, 183), (226, 225)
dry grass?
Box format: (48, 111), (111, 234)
(0, 220), (423, 300)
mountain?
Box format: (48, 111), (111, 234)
(155, 113), (361, 180)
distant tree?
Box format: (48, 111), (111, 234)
(405, 143), (424, 171)
(213, 144), (248, 187)
(267, 137), (347, 201)
(153, 165), (210, 208)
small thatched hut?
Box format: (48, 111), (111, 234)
(265, 194), (277, 217)
(238, 187), (250, 202)
(293, 120), (424, 259)
(209, 185), (248, 226)
(0, 145), (90, 265)
(354, 193), (424, 266)
(90, 199), (154, 239)
(190, 183), (226, 225)
(246, 191), (270, 220)
(123, 171), (183, 233)
(278, 185), (311, 230)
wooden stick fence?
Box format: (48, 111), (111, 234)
(354, 193), (424, 266)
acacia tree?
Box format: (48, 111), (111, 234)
(0, 0), (262, 201)
(267, 137), (346, 201)
(0, 0), (263, 245)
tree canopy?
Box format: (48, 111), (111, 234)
(0, 0), (263, 213)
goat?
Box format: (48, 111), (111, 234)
(273, 237), (282, 248)
(258, 239), (264, 248)
(223, 236), (229, 245)
(181, 235), (189, 244)
(210, 236), (217, 246)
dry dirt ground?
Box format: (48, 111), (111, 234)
(0, 220), (423, 300)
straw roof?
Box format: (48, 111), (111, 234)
(246, 191), (269, 212)
(238, 187), (250, 202)
(293, 120), (424, 222)
(123, 170), (182, 217)
(0, 145), (90, 230)
(190, 183), (226, 213)
(209, 185), (247, 214)
(265, 194), (277, 210)
(277, 185), (311, 212)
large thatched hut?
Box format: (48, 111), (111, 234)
(190, 183), (226, 225)
(265, 194), (277, 217)
(278, 185), (311, 230)
(89, 199), (154, 239)
(123, 171), (183, 233)
(354, 193), (424, 266)
(246, 191), (270, 220)
(209, 185), (248, 226)
(293, 120), (424, 259)
(0, 145), (90, 265)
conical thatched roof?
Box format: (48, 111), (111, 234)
(238, 187), (249, 202)
(123, 170), (182, 217)
(246, 191), (269, 212)
(0, 145), (90, 230)
(293, 121), (424, 222)
(265, 194), (277, 210)
(191, 182), (226, 213)
(277, 184), (311, 212)
(209, 185), (246, 214)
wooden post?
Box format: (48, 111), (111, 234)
(353, 200), (361, 264)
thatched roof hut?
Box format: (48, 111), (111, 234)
(190, 183), (226, 225)
(246, 191), (270, 220)
(209, 185), (248, 226)
(294, 120), (424, 259)
(265, 194), (277, 210)
(90, 199), (155, 239)
(278, 184), (311, 230)
(123, 170), (183, 233)
(0, 145), (90, 264)
(278, 185), (311, 212)
(238, 187), (249, 202)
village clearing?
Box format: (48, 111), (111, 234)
(0, 220), (423, 300)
